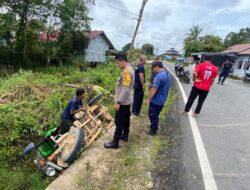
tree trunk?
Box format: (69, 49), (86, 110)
(16, 0), (30, 67)
(129, 0), (148, 50)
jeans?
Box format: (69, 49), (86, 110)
(148, 102), (164, 133)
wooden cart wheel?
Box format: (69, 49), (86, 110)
(88, 94), (103, 107)
(61, 127), (84, 164)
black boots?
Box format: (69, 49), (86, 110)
(146, 129), (157, 136)
(104, 141), (119, 149)
(119, 135), (128, 142)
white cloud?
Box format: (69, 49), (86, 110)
(212, 0), (250, 15)
(88, 0), (250, 54)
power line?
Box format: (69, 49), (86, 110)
(95, 0), (138, 16)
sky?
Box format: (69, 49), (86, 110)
(88, 0), (250, 54)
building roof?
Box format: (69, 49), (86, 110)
(222, 43), (250, 54)
(165, 47), (181, 56)
(238, 48), (250, 55)
(84, 30), (115, 49)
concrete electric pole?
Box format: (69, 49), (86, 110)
(129, 0), (149, 50)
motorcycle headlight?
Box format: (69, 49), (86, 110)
(45, 166), (56, 177)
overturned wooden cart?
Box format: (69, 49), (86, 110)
(20, 94), (115, 176)
(73, 94), (114, 146)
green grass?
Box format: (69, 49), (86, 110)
(0, 63), (120, 190)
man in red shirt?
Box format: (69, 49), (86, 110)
(182, 56), (218, 117)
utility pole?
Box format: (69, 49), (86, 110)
(129, 0), (148, 50)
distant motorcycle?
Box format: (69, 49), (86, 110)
(174, 64), (190, 84)
(243, 71), (250, 83)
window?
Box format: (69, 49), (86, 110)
(243, 61), (248, 70)
(238, 60), (243, 69)
(246, 61), (250, 70)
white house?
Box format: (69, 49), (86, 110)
(222, 44), (250, 77)
(84, 31), (115, 63)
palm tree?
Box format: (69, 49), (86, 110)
(187, 25), (203, 41)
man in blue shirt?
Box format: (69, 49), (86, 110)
(132, 55), (147, 116)
(146, 61), (171, 135)
(59, 88), (86, 134)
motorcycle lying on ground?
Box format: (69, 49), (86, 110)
(19, 94), (114, 177)
(174, 64), (191, 84)
(243, 71), (250, 83)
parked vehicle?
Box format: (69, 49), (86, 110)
(243, 71), (250, 83)
(174, 64), (190, 84)
(20, 94), (114, 177)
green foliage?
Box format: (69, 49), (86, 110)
(127, 48), (143, 62)
(122, 43), (132, 53)
(142, 43), (154, 55)
(184, 40), (202, 57)
(199, 35), (224, 52)
(224, 28), (250, 48)
(183, 26), (224, 56)
(0, 63), (119, 189)
(58, 31), (89, 59)
(187, 25), (203, 41)
(0, 0), (93, 68)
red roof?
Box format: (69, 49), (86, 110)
(39, 31), (59, 42)
(238, 48), (250, 55)
(84, 30), (103, 39)
(84, 30), (115, 49)
(222, 43), (250, 54)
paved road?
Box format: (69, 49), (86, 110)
(165, 62), (250, 190)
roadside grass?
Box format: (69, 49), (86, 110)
(75, 64), (177, 190)
(0, 63), (120, 190)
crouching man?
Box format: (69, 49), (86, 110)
(59, 88), (86, 134)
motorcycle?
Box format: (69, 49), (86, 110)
(174, 64), (190, 84)
(20, 94), (114, 177)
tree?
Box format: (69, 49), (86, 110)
(199, 35), (224, 52)
(58, 31), (89, 59)
(142, 43), (154, 55)
(122, 43), (132, 53)
(1, 0), (49, 67)
(187, 25), (203, 41)
(127, 48), (143, 61)
(224, 28), (250, 48)
(183, 28), (224, 57)
(184, 40), (202, 57)
(0, 0), (94, 67)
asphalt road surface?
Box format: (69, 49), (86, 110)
(165, 62), (250, 190)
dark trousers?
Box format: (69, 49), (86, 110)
(132, 88), (144, 115)
(59, 116), (73, 134)
(113, 105), (131, 143)
(148, 102), (164, 133)
(185, 86), (209, 114)
(218, 71), (229, 84)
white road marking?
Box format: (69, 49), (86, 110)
(214, 173), (250, 177)
(199, 123), (250, 127)
(165, 64), (218, 190)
